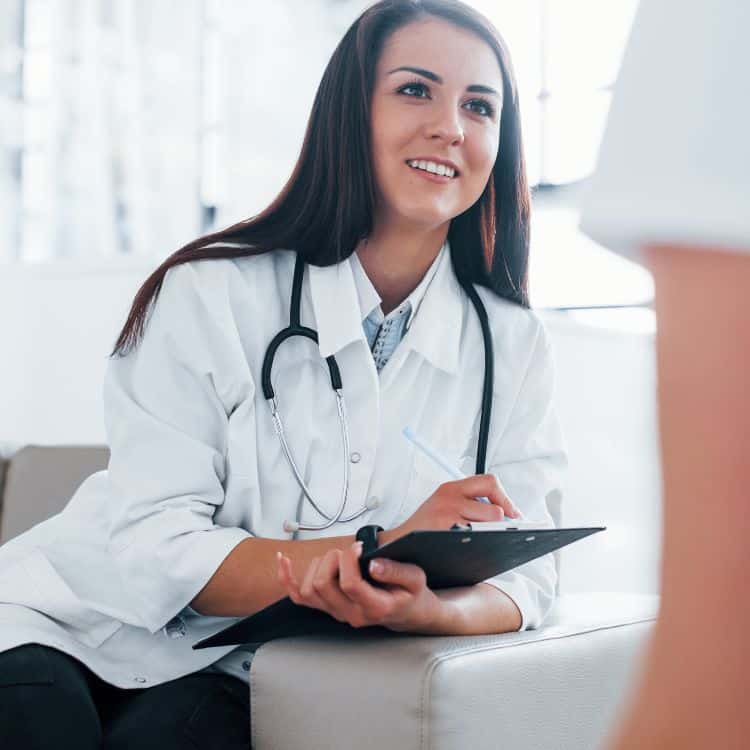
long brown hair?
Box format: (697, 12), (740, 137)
(110, 0), (530, 358)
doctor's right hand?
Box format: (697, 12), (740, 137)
(390, 475), (521, 541)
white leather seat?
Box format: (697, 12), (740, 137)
(249, 592), (657, 750)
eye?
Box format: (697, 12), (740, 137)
(398, 80), (430, 99)
(397, 80), (496, 119)
(464, 98), (495, 118)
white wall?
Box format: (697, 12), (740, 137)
(1, 259), (154, 444)
(549, 312), (661, 597)
(0, 262), (662, 596)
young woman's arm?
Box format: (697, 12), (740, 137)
(189, 533), (369, 616)
(195, 470), (520, 625)
(605, 243), (750, 749)
(192, 489), (522, 635)
(192, 531), (522, 634)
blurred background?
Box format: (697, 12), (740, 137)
(0, 0), (660, 597)
(0, 0), (651, 304)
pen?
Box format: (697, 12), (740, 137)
(403, 426), (521, 516)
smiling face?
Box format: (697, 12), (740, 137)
(369, 16), (504, 233)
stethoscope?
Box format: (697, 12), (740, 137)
(261, 251), (495, 537)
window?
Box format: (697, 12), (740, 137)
(470, 0), (651, 311)
(1, 0), (652, 314)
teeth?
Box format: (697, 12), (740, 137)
(408, 160), (456, 178)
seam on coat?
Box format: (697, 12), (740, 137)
(0, 458), (8, 538)
(249, 658), (259, 749)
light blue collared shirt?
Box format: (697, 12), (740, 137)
(349, 241), (447, 372)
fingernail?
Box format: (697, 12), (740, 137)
(369, 560), (383, 575)
(352, 541), (363, 556)
(276, 551), (282, 561)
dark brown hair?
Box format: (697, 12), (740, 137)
(110, 0), (530, 358)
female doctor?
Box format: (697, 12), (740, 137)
(0, 1), (566, 747)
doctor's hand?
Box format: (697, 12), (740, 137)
(393, 474), (521, 539)
(276, 542), (446, 634)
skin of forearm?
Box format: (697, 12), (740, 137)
(191, 527), (402, 616)
(191, 528), (523, 636)
(606, 243), (750, 750)
(430, 583), (523, 635)
(648, 243), (750, 686)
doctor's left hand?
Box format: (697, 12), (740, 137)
(276, 542), (445, 633)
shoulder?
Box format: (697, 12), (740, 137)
(474, 286), (550, 355)
(132, 249), (296, 405)
(156, 248), (296, 314)
(162, 247), (295, 289)
(468, 287), (555, 400)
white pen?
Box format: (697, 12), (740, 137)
(402, 425), (522, 518)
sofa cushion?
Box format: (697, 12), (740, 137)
(0, 445), (109, 544)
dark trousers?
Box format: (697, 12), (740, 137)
(0, 644), (251, 749)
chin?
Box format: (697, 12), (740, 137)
(397, 203), (459, 228)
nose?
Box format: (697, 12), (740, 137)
(425, 102), (465, 146)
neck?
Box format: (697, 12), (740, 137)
(356, 220), (449, 314)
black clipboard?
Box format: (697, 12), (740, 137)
(193, 525), (604, 649)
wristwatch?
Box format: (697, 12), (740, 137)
(356, 524), (384, 582)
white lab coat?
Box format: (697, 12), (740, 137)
(0, 243), (567, 688)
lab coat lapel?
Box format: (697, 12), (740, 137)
(306, 256), (382, 522)
(307, 259), (364, 358)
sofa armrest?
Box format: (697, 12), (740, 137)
(250, 592), (658, 750)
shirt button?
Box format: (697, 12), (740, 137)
(350, 452), (361, 463)
(134, 676), (147, 684)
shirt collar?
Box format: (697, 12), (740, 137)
(349, 241), (446, 329)
(308, 239), (463, 374)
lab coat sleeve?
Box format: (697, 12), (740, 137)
(102, 260), (253, 634)
(480, 320), (568, 631)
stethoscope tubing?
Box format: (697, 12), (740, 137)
(261, 251), (494, 536)
(456, 278), (494, 476)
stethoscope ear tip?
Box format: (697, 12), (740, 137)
(283, 520), (300, 533)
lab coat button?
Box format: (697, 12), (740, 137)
(350, 452), (361, 463)
(134, 677), (147, 684)
(242, 660), (252, 672)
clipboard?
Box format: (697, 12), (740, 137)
(193, 525), (605, 649)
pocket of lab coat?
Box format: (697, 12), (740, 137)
(13, 549), (123, 648)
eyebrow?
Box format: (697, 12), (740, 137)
(386, 65), (501, 97)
